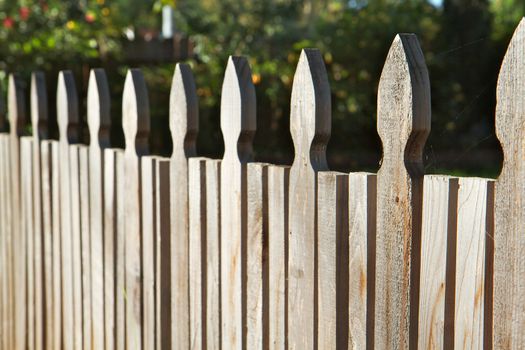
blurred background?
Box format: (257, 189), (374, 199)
(0, 0), (523, 177)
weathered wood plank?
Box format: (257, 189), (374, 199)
(30, 71), (48, 350)
(205, 159), (221, 349)
(155, 157), (171, 350)
(21, 136), (35, 350)
(220, 56), (256, 349)
(169, 63), (198, 350)
(317, 171), (349, 350)
(268, 165), (289, 350)
(122, 69), (150, 350)
(247, 163), (269, 350)
(189, 157), (206, 349)
(374, 34), (430, 349)
(141, 156), (157, 350)
(9, 74), (27, 350)
(114, 149), (126, 350)
(455, 178), (493, 349)
(50, 140), (62, 350)
(418, 175), (458, 349)
(87, 68), (111, 350)
(79, 145), (92, 350)
(69, 145), (84, 350)
(347, 172), (376, 350)
(493, 17), (525, 350)
(57, 71), (81, 350)
(0, 135), (8, 350)
(288, 49), (330, 349)
(103, 148), (120, 350)
(40, 139), (54, 350)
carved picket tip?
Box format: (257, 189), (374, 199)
(87, 69), (111, 148)
(169, 63), (198, 157)
(31, 72), (48, 139)
(220, 56), (256, 161)
(290, 48), (331, 170)
(57, 71), (80, 144)
(0, 79), (6, 132)
(8, 73), (28, 136)
(122, 69), (150, 155)
(377, 34), (430, 174)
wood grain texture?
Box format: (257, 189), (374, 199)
(79, 145), (92, 350)
(30, 71), (48, 350)
(267, 165), (289, 350)
(87, 68), (111, 350)
(493, 17), (525, 350)
(455, 178), (493, 349)
(0, 135), (10, 350)
(374, 34), (430, 350)
(288, 49), (330, 350)
(220, 56), (256, 349)
(169, 63), (198, 350)
(205, 159), (221, 350)
(21, 136), (35, 350)
(9, 73), (27, 350)
(114, 149), (126, 350)
(189, 157), (206, 350)
(69, 145), (84, 350)
(122, 69), (150, 350)
(154, 158), (171, 350)
(347, 172), (376, 350)
(103, 148), (120, 350)
(57, 71), (81, 350)
(247, 163), (269, 350)
(317, 171), (349, 350)
(141, 156), (157, 350)
(40, 140), (55, 350)
(418, 175), (458, 350)
(50, 140), (62, 350)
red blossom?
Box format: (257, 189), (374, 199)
(19, 7), (30, 20)
(3, 17), (14, 29)
(85, 12), (95, 23)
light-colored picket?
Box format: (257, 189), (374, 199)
(2, 18), (525, 350)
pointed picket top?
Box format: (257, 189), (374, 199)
(493, 17), (525, 349)
(290, 49), (331, 171)
(87, 69), (111, 148)
(31, 72), (49, 140)
(57, 71), (80, 144)
(169, 63), (198, 158)
(8, 73), (28, 136)
(374, 33), (430, 349)
(220, 56), (256, 162)
(122, 69), (150, 156)
(377, 34), (430, 173)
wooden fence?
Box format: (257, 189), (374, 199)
(0, 19), (524, 350)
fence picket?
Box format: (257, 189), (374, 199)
(374, 34), (430, 349)
(9, 74), (27, 350)
(317, 171), (349, 349)
(57, 71), (82, 350)
(30, 71), (48, 350)
(494, 17), (525, 350)
(220, 56), (256, 349)
(155, 158), (171, 350)
(288, 49), (330, 349)
(347, 172), (376, 350)
(418, 175), (458, 349)
(205, 159), (221, 349)
(0, 134), (7, 350)
(87, 68), (111, 350)
(247, 163), (269, 350)
(267, 165), (289, 350)
(189, 157), (206, 349)
(50, 140), (61, 350)
(169, 63), (198, 350)
(122, 69), (150, 350)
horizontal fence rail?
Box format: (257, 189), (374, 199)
(1, 18), (525, 350)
